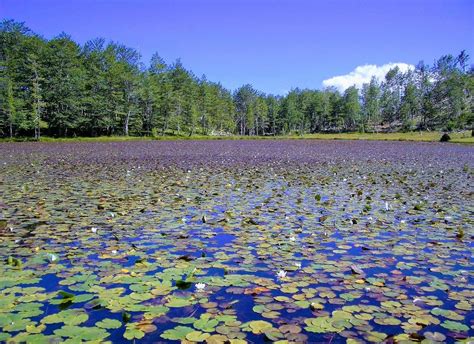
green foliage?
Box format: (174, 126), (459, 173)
(0, 20), (472, 139)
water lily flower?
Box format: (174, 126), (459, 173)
(47, 253), (58, 263)
(385, 201), (390, 211)
(195, 282), (206, 291)
(289, 236), (296, 242)
(294, 262), (302, 269)
(111, 250), (118, 255)
(413, 298), (426, 307)
(277, 270), (287, 279)
(91, 227), (98, 233)
(365, 287), (371, 292)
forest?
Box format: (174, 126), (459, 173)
(0, 19), (473, 139)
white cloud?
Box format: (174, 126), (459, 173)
(322, 63), (414, 92)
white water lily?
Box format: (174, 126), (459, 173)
(289, 236), (296, 242)
(385, 201), (390, 211)
(47, 253), (58, 263)
(277, 270), (287, 279)
(111, 250), (118, 255)
(294, 262), (302, 269)
(413, 298), (425, 306)
(91, 227), (98, 233)
(195, 282), (206, 291)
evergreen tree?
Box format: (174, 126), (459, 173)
(0, 19), (472, 138)
(361, 77), (381, 132)
(342, 86), (360, 131)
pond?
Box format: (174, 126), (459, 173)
(0, 140), (472, 343)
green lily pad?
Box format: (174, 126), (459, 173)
(161, 326), (194, 340)
(194, 316), (219, 332)
(54, 325), (109, 340)
(165, 297), (193, 308)
(124, 324), (145, 340)
(96, 318), (122, 329)
(247, 320), (273, 334)
(440, 320), (469, 332)
(42, 310), (89, 326)
(186, 331), (211, 342)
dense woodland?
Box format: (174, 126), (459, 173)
(0, 20), (473, 139)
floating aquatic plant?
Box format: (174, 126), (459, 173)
(0, 140), (472, 343)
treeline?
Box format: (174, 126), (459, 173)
(0, 20), (473, 138)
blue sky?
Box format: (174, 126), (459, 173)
(1, 0), (473, 94)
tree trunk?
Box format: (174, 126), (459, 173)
(161, 116), (169, 136)
(124, 110), (131, 136)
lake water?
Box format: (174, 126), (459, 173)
(0, 140), (472, 343)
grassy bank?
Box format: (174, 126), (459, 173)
(297, 131), (473, 143)
(1, 131), (472, 144)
